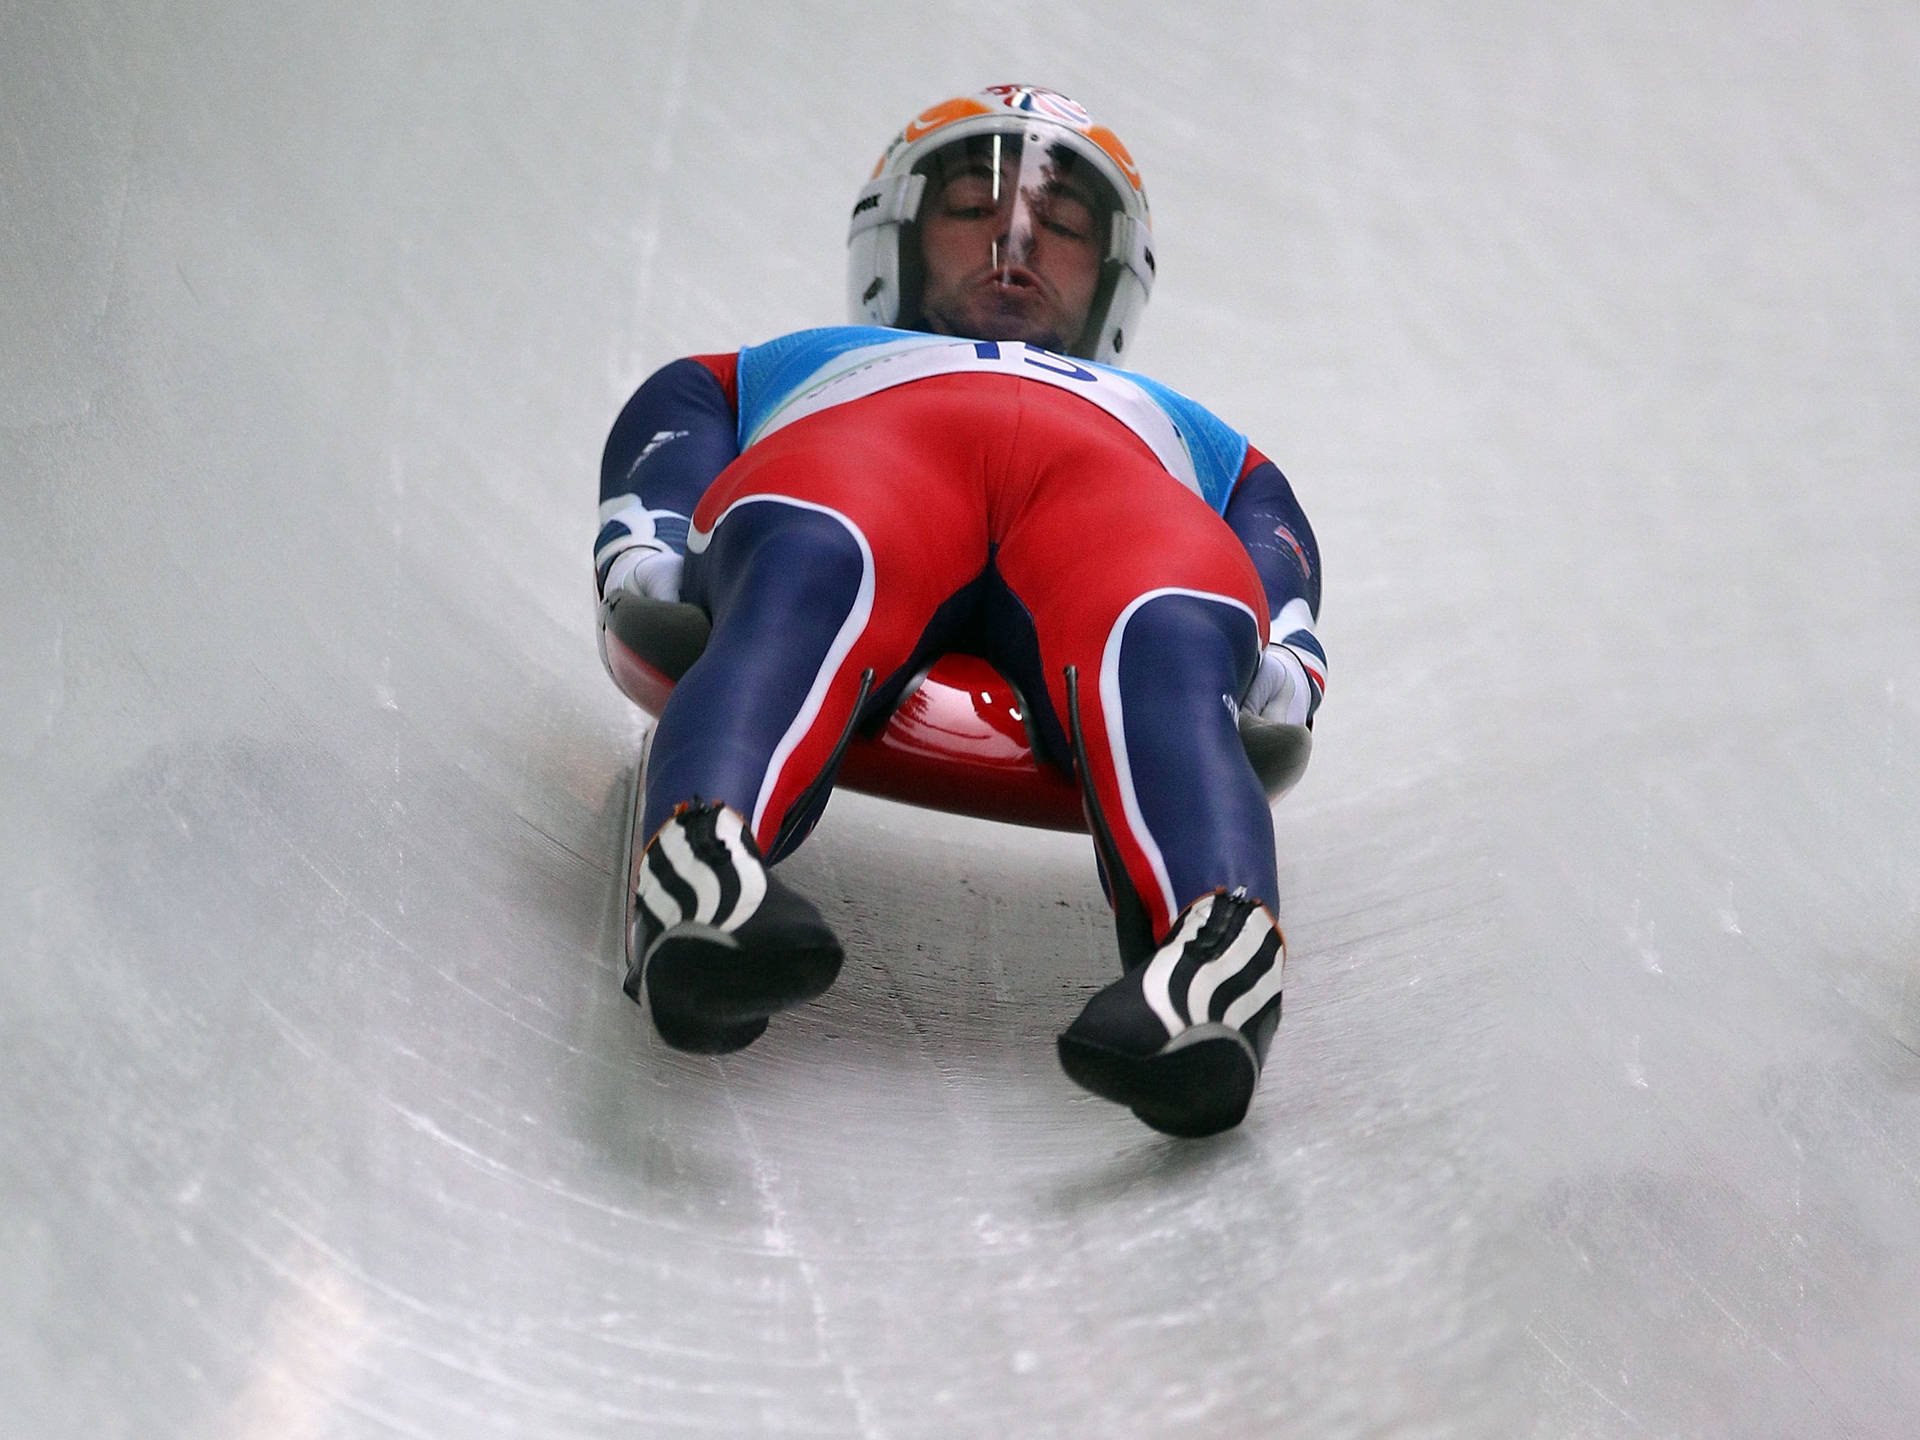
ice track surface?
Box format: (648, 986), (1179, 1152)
(5, 4), (1919, 1436)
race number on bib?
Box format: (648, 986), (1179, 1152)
(749, 338), (1203, 500)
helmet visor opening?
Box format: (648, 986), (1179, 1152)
(901, 130), (1125, 357)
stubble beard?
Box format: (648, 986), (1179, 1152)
(922, 279), (1078, 352)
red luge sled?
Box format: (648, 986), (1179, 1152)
(600, 594), (1309, 833)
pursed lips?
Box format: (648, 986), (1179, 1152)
(975, 264), (1049, 300)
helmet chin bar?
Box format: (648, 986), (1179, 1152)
(847, 172), (926, 326)
(1082, 210), (1155, 359)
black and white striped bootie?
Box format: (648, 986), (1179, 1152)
(626, 801), (844, 1053)
(1056, 889), (1285, 1137)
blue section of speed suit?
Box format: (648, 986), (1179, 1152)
(732, 326), (914, 444)
(638, 498), (867, 849)
(600, 357), (740, 533)
(1113, 593), (1276, 909)
(1115, 368), (1250, 514)
(1222, 458), (1322, 624)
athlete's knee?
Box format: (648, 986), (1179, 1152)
(1115, 590), (1261, 697)
(698, 500), (868, 617)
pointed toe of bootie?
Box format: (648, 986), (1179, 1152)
(1057, 890), (1285, 1138)
(626, 802), (843, 1054)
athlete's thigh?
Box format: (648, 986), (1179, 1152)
(661, 381), (1010, 854)
(690, 381), (1001, 629)
(994, 410), (1267, 675)
(991, 402), (1275, 935)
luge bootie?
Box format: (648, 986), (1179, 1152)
(627, 801), (843, 1053)
(1057, 888), (1285, 1137)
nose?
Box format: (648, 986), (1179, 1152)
(991, 209), (1035, 269)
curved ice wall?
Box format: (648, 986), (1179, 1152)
(5, 3), (1918, 1435)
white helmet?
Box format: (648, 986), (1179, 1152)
(847, 84), (1155, 366)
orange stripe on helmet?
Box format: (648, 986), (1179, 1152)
(904, 96), (992, 143)
(871, 96), (995, 179)
(1085, 125), (1143, 191)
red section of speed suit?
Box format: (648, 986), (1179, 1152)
(690, 352), (740, 406)
(690, 371), (1270, 940)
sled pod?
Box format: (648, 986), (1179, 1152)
(600, 594), (1310, 832)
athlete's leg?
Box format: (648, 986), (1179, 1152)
(1087, 587), (1274, 921)
(988, 391), (1277, 946)
(642, 495), (875, 853)
(640, 380), (1003, 857)
(987, 384), (1286, 1135)
(631, 385), (1004, 1050)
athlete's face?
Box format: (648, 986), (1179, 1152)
(915, 148), (1104, 352)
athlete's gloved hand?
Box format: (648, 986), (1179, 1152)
(596, 502), (690, 605)
(601, 538), (685, 605)
(1243, 637), (1325, 728)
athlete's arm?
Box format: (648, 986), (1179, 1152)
(594, 354), (740, 603)
(1224, 446), (1327, 725)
